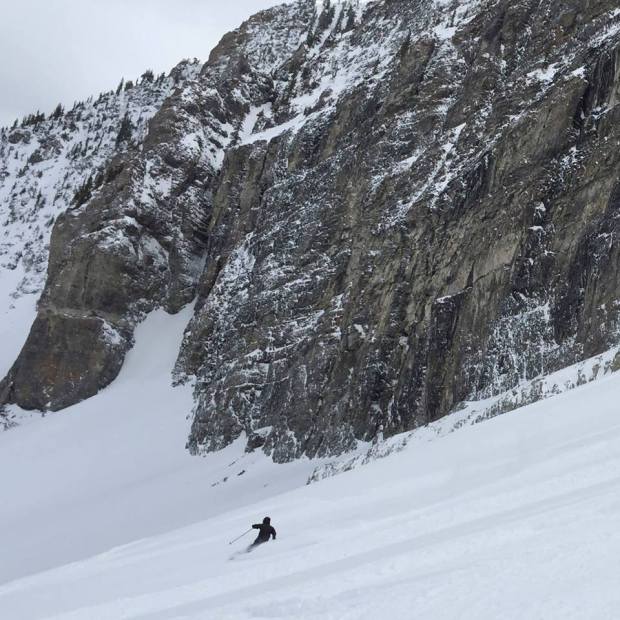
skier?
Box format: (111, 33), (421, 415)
(250, 516), (276, 548)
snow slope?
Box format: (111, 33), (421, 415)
(0, 262), (36, 381)
(2, 358), (620, 618)
(0, 306), (320, 585)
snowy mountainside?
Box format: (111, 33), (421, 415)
(0, 60), (200, 416)
(2, 364), (620, 618)
(310, 342), (620, 480)
(3, 0), (620, 463)
(0, 62), (199, 298)
(0, 306), (322, 584)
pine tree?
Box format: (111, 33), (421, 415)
(399, 31), (411, 59)
(50, 103), (64, 120)
(72, 176), (93, 207)
(93, 169), (105, 189)
(317, 0), (334, 32)
(116, 113), (133, 145)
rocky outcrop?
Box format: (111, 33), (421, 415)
(180, 0), (620, 461)
(0, 60), (202, 409)
(3, 0), (620, 461)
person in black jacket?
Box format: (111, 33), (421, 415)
(250, 516), (276, 547)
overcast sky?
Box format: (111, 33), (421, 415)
(0, 0), (290, 127)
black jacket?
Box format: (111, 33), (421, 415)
(252, 520), (276, 543)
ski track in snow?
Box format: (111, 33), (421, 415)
(2, 362), (620, 618)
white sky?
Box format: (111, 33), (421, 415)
(0, 0), (290, 127)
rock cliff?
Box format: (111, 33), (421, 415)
(2, 0), (620, 461)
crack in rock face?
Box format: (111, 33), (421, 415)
(3, 0), (620, 462)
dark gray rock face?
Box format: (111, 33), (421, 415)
(3, 0), (620, 461)
(3, 312), (128, 410)
(178, 0), (620, 461)
(0, 61), (203, 409)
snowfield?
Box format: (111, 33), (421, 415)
(0, 307), (320, 585)
(2, 308), (620, 618)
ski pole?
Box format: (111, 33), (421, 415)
(228, 528), (252, 545)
